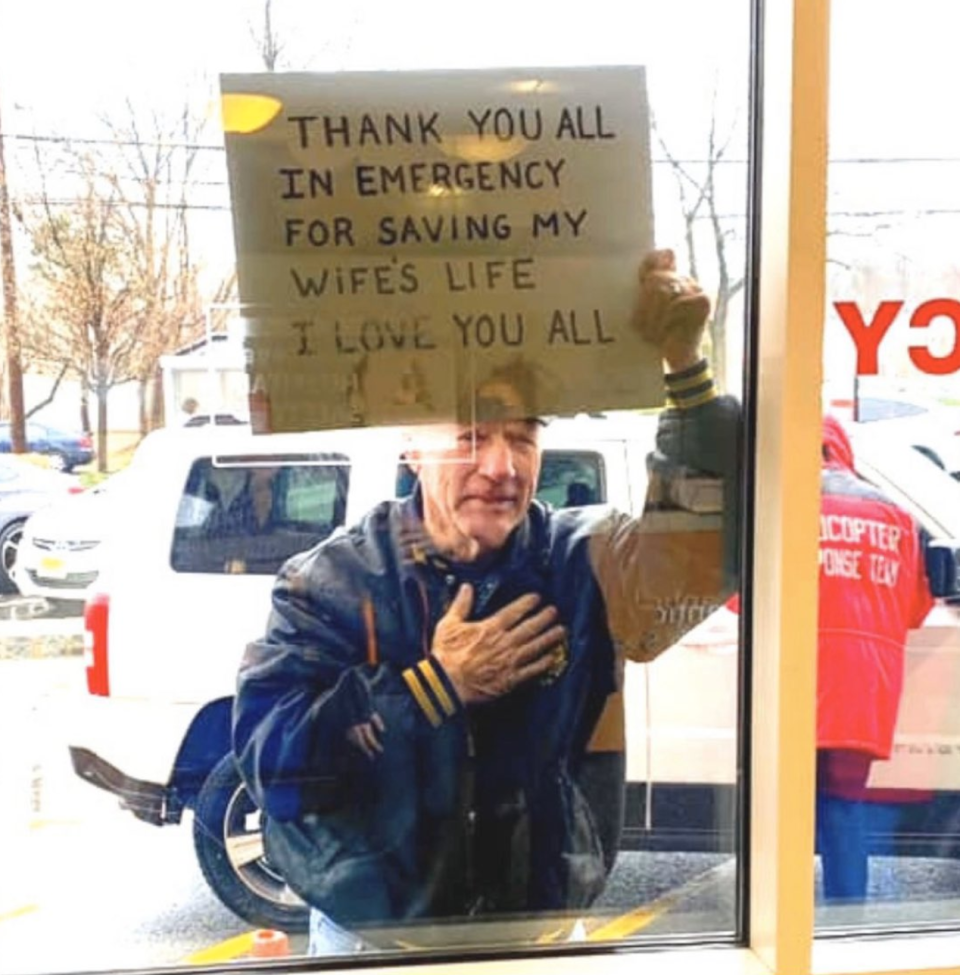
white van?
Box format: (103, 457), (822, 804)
(67, 413), (657, 931)
(66, 417), (960, 931)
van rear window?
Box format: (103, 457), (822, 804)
(170, 457), (350, 574)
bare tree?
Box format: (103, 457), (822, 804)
(16, 100), (218, 469)
(100, 101), (210, 436)
(251, 0), (284, 71)
(19, 150), (137, 469)
(653, 97), (745, 390)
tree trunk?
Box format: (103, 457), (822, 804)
(97, 384), (109, 473)
(138, 379), (148, 437)
(151, 364), (165, 429)
(80, 387), (91, 435)
(0, 96), (26, 451)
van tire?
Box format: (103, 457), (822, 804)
(193, 753), (309, 932)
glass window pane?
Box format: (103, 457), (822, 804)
(820, 0), (960, 931)
(0, 0), (753, 970)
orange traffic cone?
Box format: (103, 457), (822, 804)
(250, 929), (291, 958)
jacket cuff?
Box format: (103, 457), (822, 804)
(664, 358), (717, 409)
(401, 658), (460, 728)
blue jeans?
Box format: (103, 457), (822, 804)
(307, 909), (372, 955)
(816, 794), (904, 902)
(816, 791), (869, 902)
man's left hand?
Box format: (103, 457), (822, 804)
(634, 249), (711, 373)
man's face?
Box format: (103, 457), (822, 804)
(409, 420), (542, 563)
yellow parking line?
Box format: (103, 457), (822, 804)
(588, 859), (730, 942)
(0, 904), (39, 924)
(185, 931), (256, 965)
(29, 818), (84, 830)
(587, 907), (660, 941)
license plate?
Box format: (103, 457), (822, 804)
(38, 556), (67, 579)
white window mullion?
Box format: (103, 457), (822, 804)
(748, 0), (830, 971)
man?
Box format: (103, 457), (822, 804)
(233, 250), (741, 950)
(816, 416), (935, 903)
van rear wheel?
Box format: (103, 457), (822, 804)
(193, 753), (309, 932)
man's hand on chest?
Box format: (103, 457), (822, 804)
(430, 584), (566, 705)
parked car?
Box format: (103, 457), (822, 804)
(0, 421), (95, 471)
(14, 471), (126, 607)
(0, 454), (84, 594)
(64, 416), (960, 932)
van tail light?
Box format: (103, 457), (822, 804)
(84, 593), (110, 696)
(79, 434), (93, 449)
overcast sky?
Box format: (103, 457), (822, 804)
(0, 0), (749, 142)
(2, 0), (956, 154)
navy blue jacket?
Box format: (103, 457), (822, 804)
(234, 371), (740, 925)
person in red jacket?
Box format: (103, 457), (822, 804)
(816, 415), (934, 903)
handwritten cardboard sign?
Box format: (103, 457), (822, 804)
(220, 67), (656, 432)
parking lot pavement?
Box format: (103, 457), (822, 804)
(0, 598), (83, 658)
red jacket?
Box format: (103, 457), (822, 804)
(817, 416), (933, 758)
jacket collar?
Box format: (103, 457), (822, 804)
(395, 484), (542, 579)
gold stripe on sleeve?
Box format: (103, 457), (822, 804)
(402, 667), (441, 727)
(419, 659), (456, 717)
(673, 386), (718, 409)
(666, 365), (713, 393)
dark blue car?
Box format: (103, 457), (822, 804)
(0, 421), (95, 472)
